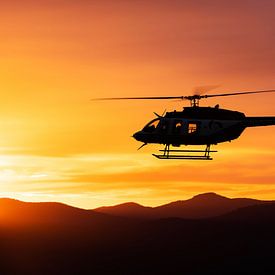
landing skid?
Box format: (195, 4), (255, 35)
(152, 144), (217, 160)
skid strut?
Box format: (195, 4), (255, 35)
(152, 144), (217, 160)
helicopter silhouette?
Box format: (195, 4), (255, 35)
(93, 89), (275, 160)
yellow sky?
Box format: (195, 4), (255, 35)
(0, 0), (275, 208)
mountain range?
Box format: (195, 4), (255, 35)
(0, 193), (275, 274)
(93, 192), (269, 219)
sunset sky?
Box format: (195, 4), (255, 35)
(0, 0), (275, 208)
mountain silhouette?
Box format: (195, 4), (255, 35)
(94, 192), (267, 219)
(1, 194), (275, 274)
(94, 202), (153, 218)
(217, 202), (275, 222)
(0, 198), (127, 230)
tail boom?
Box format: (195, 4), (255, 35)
(245, 117), (275, 127)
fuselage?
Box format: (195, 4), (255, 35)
(133, 106), (275, 146)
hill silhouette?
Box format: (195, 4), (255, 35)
(94, 201), (153, 218)
(0, 198), (121, 227)
(94, 192), (268, 219)
(217, 202), (275, 222)
(0, 194), (275, 274)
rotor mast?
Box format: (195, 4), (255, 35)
(185, 95), (201, 107)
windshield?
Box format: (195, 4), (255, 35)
(143, 118), (160, 133)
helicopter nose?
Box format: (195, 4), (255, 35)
(133, 131), (143, 141)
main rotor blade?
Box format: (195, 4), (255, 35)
(91, 89), (275, 101)
(91, 96), (186, 100)
(202, 89), (275, 99)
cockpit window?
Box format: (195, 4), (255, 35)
(143, 118), (160, 133)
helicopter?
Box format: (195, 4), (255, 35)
(93, 89), (275, 160)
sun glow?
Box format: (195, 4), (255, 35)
(0, 147), (272, 209)
(0, 1), (274, 208)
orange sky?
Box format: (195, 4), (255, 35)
(0, 0), (275, 208)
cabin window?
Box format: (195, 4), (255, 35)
(143, 119), (160, 133)
(173, 120), (183, 134)
(188, 123), (198, 134)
